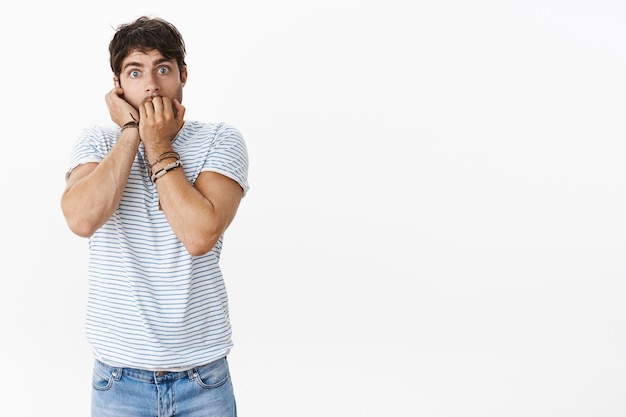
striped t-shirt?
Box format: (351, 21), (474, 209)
(66, 120), (249, 370)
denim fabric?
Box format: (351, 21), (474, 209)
(91, 357), (237, 417)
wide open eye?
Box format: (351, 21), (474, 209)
(157, 66), (170, 75)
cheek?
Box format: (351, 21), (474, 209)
(119, 83), (142, 104)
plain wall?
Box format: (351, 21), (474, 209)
(2, 1), (625, 415)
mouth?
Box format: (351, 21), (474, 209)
(143, 95), (161, 104)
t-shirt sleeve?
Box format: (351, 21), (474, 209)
(202, 123), (250, 196)
(65, 126), (110, 181)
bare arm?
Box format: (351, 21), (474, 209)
(61, 86), (140, 237)
(140, 96), (244, 256)
(60, 129), (140, 237)
(153, 169), (243, 256)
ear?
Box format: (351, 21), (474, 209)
(113, 76), (121, 88)
(180, 66), (188, 86)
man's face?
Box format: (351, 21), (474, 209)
(116, 48), (187, 110)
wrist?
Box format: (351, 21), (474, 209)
(119, 124), (140, 149)
(121, 121), (139, 131)
(147, 150), (180, 179)
(150, 159), (182, 182)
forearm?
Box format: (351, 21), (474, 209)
(61, 130), (140, 237)
(138, 98), (240, 256)
(143, 138), (221, 255)
(153, 168), (225, 256)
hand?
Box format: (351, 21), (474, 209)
(105, 86), (140, 127)
(139, 96), (186, 153)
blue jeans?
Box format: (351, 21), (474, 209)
(91, 357), (237, 417)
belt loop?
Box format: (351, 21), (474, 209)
(111, 367), (123, 381)
(187, 368), (198, 381)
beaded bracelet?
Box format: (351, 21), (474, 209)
(151, 160), (182, 182)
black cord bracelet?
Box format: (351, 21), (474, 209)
(122, 121), (139, 131)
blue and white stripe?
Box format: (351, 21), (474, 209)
(67, 121), (249, 370)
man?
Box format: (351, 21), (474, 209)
(61, 16), (249, 417)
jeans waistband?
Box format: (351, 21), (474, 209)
(94, 357), (225, 383)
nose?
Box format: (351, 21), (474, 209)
(144, 72), (160, 94)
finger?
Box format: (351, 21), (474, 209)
(107, 84), (124, 96)
(105, 88), (120, 101)
(161, 96), (173, 115)
(151, 96), (164, 114)
(173, 99), (186, 122)
(142, 99), (155, 117)
(139, 101), (148, 120)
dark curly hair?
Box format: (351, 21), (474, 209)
(109, 16), (187, 79)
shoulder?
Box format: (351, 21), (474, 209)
(75, 124), (120, 146)
(79, 124), (120, 137)
(179, 121), (242, 138)
(177, 121), (246, 149)
(70, 124), (120, 154)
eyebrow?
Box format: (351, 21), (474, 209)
(122, 57), (175, 72)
